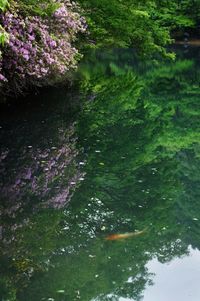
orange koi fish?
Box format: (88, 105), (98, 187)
(105, 229), (147, 241)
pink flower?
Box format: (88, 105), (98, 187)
(23, 54), (30, 61)
(0, 0), (87, 94)
(0, 74), (8, 82)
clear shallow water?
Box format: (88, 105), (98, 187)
(1, 46), (200, 301)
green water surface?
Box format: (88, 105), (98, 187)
(1, 46), (200, 301)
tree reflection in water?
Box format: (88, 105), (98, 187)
(1, 47), (200, 301)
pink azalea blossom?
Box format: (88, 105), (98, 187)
(0, 0), (86, 94)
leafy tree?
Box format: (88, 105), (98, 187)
(77, 0), (173, 56)
(77, 0), (200, 56)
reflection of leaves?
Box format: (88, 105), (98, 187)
(2, 49), (200, 301)
(62, 49), (200, 299)
(78, 71), (144, 137)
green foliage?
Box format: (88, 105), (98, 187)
(0, 1), (9, 50)
(18, 0), (61, 17)
(154, 0), (195, 29)
(77, 0), (200, 55)
(78, 0), (173, 55)
(75, 0), (200, 56)
(0, 25), (9, 46)
(0, 0), (9, 11)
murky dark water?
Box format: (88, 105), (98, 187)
(1, 46), (200, 301)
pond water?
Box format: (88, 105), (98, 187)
(1, 46), (200, 301)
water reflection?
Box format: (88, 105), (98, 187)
(144, 247), (200, 301)
(0, 88), (82, 213)
(1, 47), (200, 301)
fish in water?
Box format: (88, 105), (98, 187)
(105, 229), (147, 241)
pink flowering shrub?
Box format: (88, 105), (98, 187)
(0, 0), (86, 94)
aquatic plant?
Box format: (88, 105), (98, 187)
(0, 0), (86, 95)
